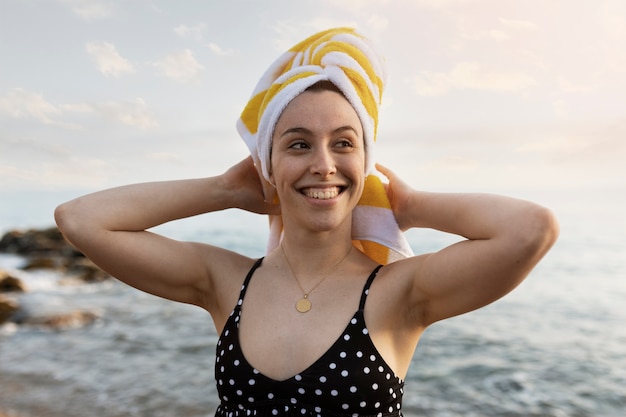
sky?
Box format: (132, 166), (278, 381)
(1, 0), (625, 199)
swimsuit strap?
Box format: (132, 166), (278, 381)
(358, 264), (383, 310)
(239, 259), (381, 312)
(237, 257), (264, 305)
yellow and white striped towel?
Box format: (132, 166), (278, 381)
(236, 27), (413, 264)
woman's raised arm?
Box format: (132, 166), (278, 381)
(377, 164), (559, 326)
(54, 157), (278, 310)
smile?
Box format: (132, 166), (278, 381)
(301, 186), (342, 200)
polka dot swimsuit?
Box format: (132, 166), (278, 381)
(215, 258), (404, 417)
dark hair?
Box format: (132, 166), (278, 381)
(305, 80), (345, 96)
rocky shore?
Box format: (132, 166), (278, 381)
(0, 227), (108, 329)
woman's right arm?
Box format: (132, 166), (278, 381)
(54, 157), (277, 311)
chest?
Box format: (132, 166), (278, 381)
(215, 307), (404, 415)
(238, 276), (365, 381)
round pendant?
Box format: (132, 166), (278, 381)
(295, 298), (312, 313)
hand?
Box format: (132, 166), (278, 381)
(375, 163), (416, 231)
(223, 156), (281, 216)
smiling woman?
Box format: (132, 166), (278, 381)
(269, 86), (366, 235)
(54, 27), (559, 417)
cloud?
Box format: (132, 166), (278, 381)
(426, 156), (479, 172)
(207, 42), (234, 56)
(557, 77), (595, 94)
(146, 152), (183, 164)
(39, 157), (110, 188)
(91, 98), (159, 130)
(270, 19), (359, 52)
(0, 165), (40, 183)
(174, 23), (207, 40)
(411, 61), (537, 96)
(321, 0), (391, 10)
(85, 41), (136, 78)
(411, 0), (470, 9)
(459, 28), (511, 43)
(153, 49), (204, 83)
(0, 143), (109, 188)
(59, 0), (112, 19)
(515, 124), (626, 164)
(0, 89), (157, 130)
(551, 99), (570, 118)
(459, 18), (538, 43)
(599, 0), (626, 41)
(515, 135), (590, 154)
(365, 14), (389, 33)
(0, 88), (79, 129)
(497, 18), (538, 32)
(0, 88), (59, 121)
(307, 17), (359, 32)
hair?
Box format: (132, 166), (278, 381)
(305, 80), (345, 96)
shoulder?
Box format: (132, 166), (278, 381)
(367, 255), (430, 329)
(362, 256), (430, 376)
(195, 244), (262, 325)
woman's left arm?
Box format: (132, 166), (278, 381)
(377, 164), (560, 326)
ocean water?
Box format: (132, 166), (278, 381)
(0, 188), (625, 417)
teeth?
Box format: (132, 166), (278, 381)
(304, 187), (340, 200)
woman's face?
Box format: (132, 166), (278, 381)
(270, 89), (366, 233)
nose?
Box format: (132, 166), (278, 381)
(310, 147), (337, 177)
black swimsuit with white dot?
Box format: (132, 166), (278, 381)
(215, 258), (404, 417)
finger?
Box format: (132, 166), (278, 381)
(375, 163), (392, 179)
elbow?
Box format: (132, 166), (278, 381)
(54, 199), (85, 245)
(521, 204), (560, 259)
(536, 205), (560, 249)
(54, 201), (72, 239)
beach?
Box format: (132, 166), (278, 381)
(1, 187), (625, 417)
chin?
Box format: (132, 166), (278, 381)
(306, 214), (352, 233)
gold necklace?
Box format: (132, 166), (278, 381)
(280, 241), (352, 313)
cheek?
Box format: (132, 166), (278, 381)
(357, 157), (367, 195)
(355, 174), (366, 198)
(268, 154), (290, 190)
(347, 157), (366, 195)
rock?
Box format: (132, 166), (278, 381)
(64, 257), (109, 282)
(0, 227), (79, 257)
(0, 228), (105, 329)
(19, 310), (99, 330)
(0, 295), (19, 324)
(0, 227), (109, 281)
(22, 256), (60, 270)
(0, 270), (27, 292)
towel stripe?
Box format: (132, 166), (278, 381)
(358, 175), (391, 209)
(259, 70), (319, 125)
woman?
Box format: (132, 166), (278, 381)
(55, 28), (558, 417)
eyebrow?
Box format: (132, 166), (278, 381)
(279, 125), (360, 138)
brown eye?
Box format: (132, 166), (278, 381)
(289, 141), (309, 150)
(336, 139), (354, 149)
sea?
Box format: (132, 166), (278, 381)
(0, 187), (624, 417)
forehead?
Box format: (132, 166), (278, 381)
(274, 89), (363, 136)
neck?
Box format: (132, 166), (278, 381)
(279, 231), (354, 280)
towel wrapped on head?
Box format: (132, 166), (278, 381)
(236, 27), (413, 265)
